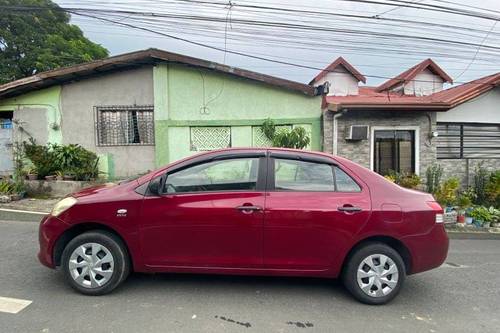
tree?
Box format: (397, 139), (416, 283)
(0, 0), (108, 84)
(261, 118), (310, 149)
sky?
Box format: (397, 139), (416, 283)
(54, 0), (500, 86)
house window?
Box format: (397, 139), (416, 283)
(373, 129), (416, 175)
(95, 105), (154, 146)
(190, 127), (231, 151)
(437, 123), (500, 159)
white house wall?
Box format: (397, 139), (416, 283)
(315, 66), (359, 96)
(404, 69), (444, 96)
(437, 87), (500, 123)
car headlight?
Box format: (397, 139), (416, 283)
(51, 197), (77, 217)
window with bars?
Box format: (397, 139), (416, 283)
(190, 127), (231, 151)
(95, 105), (154, 146)
(437, 122), (500, 159)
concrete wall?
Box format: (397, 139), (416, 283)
(314, 65), (359, 96)
(437, 87), (500, 123)
(0, 86), (62, 145)
(153, 64), (322, 165)
(404, 69), (444, 96)
(60, 66), (155, 178)
(324, 110), (436, 175)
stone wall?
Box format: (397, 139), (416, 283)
(439, 158), (500, 187)
(323, 110), (437, 175)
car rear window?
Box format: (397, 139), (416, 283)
(274, 159), (335, 191)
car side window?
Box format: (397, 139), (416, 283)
(274, 159), (335, 191)
(334, 166), (361, 192)
(164, 158), (259, 193)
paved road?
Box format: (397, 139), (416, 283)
(0, 218), (499, 333)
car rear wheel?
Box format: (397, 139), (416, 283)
(342, 242), (406, 305)
(61, 231), (130, 295)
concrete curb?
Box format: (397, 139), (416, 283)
(0, 209), (46, 223)
(447, 231), (500, 240)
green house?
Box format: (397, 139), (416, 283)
(0, 49), (322, 178)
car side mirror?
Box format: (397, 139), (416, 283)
(148, 175), (166, 196)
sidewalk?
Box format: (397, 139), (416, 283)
(0, 198), (58, 214)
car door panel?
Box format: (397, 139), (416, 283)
(139, 156), (266, 269)
(263, 158), (371, 270)
(140, 192), (264, 268)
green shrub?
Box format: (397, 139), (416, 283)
(456, 187), (475, 210)
(23, 138), (57, 178)
(0, 179), (25, 195)
(23, 140), (99, 181)
(473, 162), (489, 205)
(386, 170), (421, 189)
(485, 170), (500, 207)
(0, 180), (14, 194)
(435, 177), (460, 207)
(261, 119), (310, 149)
(469, 206), (493, 223)
(425, 164), (443, 194)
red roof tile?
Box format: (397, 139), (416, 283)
(375, 59), (453, 93)
(325, 72), (500, 111)
(310, 57), (366, 85)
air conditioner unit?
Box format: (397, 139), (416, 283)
(346, 125), (369, 141)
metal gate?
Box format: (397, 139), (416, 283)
(0, 119), (13, 175)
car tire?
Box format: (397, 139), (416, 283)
(61, 231), (130, 296)
(342, 242), (406, 305)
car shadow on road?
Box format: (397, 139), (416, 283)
(119, 272), (357, 303)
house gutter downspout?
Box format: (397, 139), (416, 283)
(332, 108), (347, 155)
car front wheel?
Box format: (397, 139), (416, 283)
(343, 242), (406, 305)
(61, 231), (130, 295)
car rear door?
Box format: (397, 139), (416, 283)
(139, 153), (267, 269)
(263, 153), (371, 271)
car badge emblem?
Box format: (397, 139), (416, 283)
(117, 209), (127, 217)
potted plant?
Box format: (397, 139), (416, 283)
(55, 170), (64, 181)
(45, 174), (56, 181)
(456, 191), (473, 224)
(469, 206), (492, 228)
(488, 207), (500, 228)
(26, 167), (38, 180)
(63, 172), (76, 181)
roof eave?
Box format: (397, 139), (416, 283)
(327, 102), (451, 112)
(0, 48), (316, 99)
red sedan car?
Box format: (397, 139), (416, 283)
(39, 148), (448, 304)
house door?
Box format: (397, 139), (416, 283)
(0, 116), (13, 175)
(373, 129), (416, 175)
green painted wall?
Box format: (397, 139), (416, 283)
(0, 86), (62, 144)
(153, 64), (322, 166)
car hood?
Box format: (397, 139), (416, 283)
(71, 182), (119, 198)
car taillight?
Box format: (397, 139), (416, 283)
(427, 201), (444, 223)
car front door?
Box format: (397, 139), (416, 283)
(263, 154), (371, 271)
(140, 154), (266, 269)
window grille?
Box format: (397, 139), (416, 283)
(437, 122), (500, 159)
(190, 127), (231, 151)
(95, 105), (154, 146)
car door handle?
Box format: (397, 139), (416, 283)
(338, 205), (362, 213)
(236, 205), (262, 213)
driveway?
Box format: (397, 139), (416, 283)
(0, 218), (499, 333)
